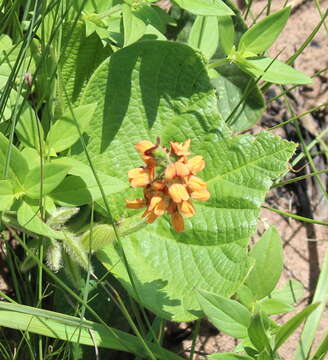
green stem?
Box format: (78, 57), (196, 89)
(189, 320), (201, 360)
(272, 168), (328, 188)
(268, 101), (328, 130)
(262, 206), (328, 227)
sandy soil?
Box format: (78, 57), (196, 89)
(175, 1), (328, 358)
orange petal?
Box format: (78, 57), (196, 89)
(168, 183), (189, 203)
(128, 167), (146, 179)
(145, 211), (158, 224)
(179, 200), (195, 218)
(191, 189), (210, 201)
(154, 198), (168, 216)
(165, 163), (177, 180)
(187, 175), (207, 192)
(130, 174), (150, 188)
(128, 167), (151, 187)
(135, 140), (155, 154)
(187, 155), (205, 174)
(175, 161), (190, 177)
(170, 139), (191, 157)
(126, 198), (146, 209)
(148, 194), (162, 212)
(171, 212), (184, 232)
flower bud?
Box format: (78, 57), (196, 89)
(171, 212), (184, 232)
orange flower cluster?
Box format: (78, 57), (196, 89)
(126, 139), (210, 232)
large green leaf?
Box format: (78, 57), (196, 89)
(77, 41), (295, 321)
(212, 64), (264, 131)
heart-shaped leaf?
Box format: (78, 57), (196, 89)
(77, 41), (296, 321)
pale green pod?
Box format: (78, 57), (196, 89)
(62, 232), (90, 271)
(47, 207), (80, 230)
(46, 240), (63, 272)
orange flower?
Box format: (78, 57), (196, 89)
(187, 155), (205, 174)
(128, 167), (151, 187)
(191, 189), (210, 201)
(168, 183), (189, 203)
(187, 176), (207, 192)
(127, 138), (210, 232)
(179, 200), (195, 218)
(170, 139), (191, 157)
(126, 198), (146, 209)
(171, 212), (184, 232)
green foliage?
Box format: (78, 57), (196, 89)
(218, 15), (235, 55)
(247, 313), (271, 353)
(212, 64), (264, 131)
(0, 132), (28, 186)
(238, 8), (291, 55)
(238, 57), (312, 85)
(0, 301), (183, 360)
(46, 103), (96, 153)
(0, 179), (14, 210)
(188, 15), (219, 59)
(0, 0), (324, 358)
(23, 163), (71, 199)
(274, 303), (320, 350)
(76, 40), (296, 320)
(197, 289), (251, 338)
(245, 226), (283, 300)
(17, 200), (65, 240)
(122, 4), (147, 46)
(173, 0), (234, 16)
